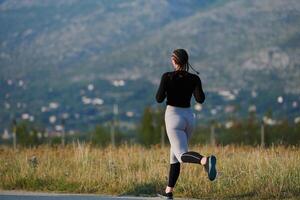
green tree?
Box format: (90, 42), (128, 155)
(90, 125), (110, 147)
(244, 110), (260, 145)
(15, 121), (42, 147)
(138, 106), (164, 146)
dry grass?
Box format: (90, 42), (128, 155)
(0, 143), (300, 199)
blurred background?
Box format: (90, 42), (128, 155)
(0, 0), (300, 147)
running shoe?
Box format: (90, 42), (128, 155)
(204, 155), (217, 181)
(157, 192), (173, 199)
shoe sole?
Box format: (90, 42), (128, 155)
(157, 193), (173, 200)
(208, 155), (217, 181)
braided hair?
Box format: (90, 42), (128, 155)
(172, 49), (199, 74)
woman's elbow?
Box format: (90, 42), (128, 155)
(196, 94), (205, 104)
(156, 95), (164, 103)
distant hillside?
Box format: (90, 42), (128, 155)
(98, 0), (300, 93)
(0, 0), (299, 132)
(1, 0), (299, 91)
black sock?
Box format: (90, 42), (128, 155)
(181, 151), (203, 164)
(167, 162), (180, 187)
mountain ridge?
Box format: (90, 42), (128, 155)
(0, 0), (300, 132)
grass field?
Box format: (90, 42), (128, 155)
(0, 143), (300, 199)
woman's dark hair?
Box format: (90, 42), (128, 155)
(172, 49), (199, 74)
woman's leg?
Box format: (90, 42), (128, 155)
(165, 162), (180, 194)
(163, 106), (216, 196)
(165, 107), (215, 181)
(165, 109), (206, 165)
(165, 149), (180, 194)
(182, 111), (217, 180)
(165, 111), (201, 191)
(182, 112), (207, 165)
(164, 109), (186, 194)
(181, 151), (205, 164)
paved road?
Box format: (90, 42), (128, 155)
(0, 191), (164, 200)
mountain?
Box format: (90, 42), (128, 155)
(0, 0), (299, 132)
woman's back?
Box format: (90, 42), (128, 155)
(156, 70), (205, 108)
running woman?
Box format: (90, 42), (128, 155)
(156, 49), (217, 199)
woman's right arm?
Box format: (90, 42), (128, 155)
(193, 76), (205, 104)
(156, 73), (168, 103)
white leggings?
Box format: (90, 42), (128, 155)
(165, 105), (195, 164)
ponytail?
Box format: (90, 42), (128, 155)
(188, 62), (199, 75)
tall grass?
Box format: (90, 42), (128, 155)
(0, 143), (300, 199)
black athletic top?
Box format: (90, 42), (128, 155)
(156, 71), (205, 107)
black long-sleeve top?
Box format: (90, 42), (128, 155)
(156, 71), (205, 107)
